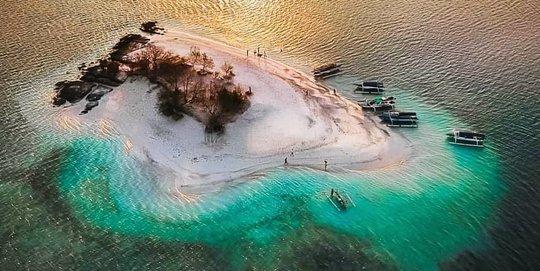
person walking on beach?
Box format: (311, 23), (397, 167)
(324, 160), (328, 171)
(284, 157), (288, 166)
(246, 49), (249, 57)
(333, 89), (337, 95)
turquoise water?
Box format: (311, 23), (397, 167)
(48, 91), (503, 270)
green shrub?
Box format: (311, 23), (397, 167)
(218, 89), (244, 113)
(157, 89), (183, 119)
(205, 115), (224, 134)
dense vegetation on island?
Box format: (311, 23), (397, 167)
(133, 44), (250, 133)
(52, 23), (250, 134)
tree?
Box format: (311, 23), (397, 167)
(218, 87), (245, 113)
(201, 53), (214, 73)
(189, 46), (201, 69)
(202, 85), (224, 134)
(221, 62), (235, 80)
(180, 71), (194, 103)
(157, 88), (183, 120)
(203, 93), (219, 116)
(137, 45), (172, 79)
(189, 77), (208, 103)
(158, 59), (189, 92)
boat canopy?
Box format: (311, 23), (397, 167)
(363, 80), (384, 87)
(447, 130), (486, 140)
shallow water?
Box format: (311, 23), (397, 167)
(1, 0), (539, 270)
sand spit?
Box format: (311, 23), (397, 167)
(58, 31), (412, 192)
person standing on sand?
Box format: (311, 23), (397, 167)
(324, 160), (328, 170)
(246, 49), (249, 57)
(284, 157), (288, 166)
(333, 89), (337, 95)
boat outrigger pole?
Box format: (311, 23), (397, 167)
(326, 193), (341, 211)
(344, 192), (356, 207)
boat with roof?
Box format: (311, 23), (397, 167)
(312, 63), (342, 79)
(385, 117), (418, 128)
(379, 111), (417, 121)
(447, 129), (486, 147)
(379, 111), (418, 127)
(354, 80), (384, 94)
(357, 96), (396, 111)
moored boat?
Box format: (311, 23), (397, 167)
(312, 63), (341, 73)
(314, 68), (342, 78)
(353, 80), (385, 94)
(358, 96), (396, 112)
(447, 129), (485, 147)
(379, 111), (417, 121)
(361, 103), (394, 111)
(312, 63), (342, 79)
(386, 118), (418, 128)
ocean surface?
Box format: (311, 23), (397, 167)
(1, 0), (539, 270)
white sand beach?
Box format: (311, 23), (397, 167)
(57, 31), (412, 192)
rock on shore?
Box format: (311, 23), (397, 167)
(52, 33), (150, 108)
(52, 81), (96, 106)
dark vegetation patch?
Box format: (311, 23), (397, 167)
(52, 22), (250, 130)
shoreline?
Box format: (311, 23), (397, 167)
(56, 30), (413, 192)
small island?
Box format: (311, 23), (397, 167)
(53, 23), (411, 192)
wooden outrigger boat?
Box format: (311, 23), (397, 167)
(313, 63), (342, 79)
(381, 112), (418, 128)
(358, 96), (396, 112)
(386, 117), (418, 128)
(312, 63), (342, 74)
(353, 80), (385, 94)
(447, 129), (486, 147)
(379, 111), (417, 121)
(326, 189), (356, 211)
